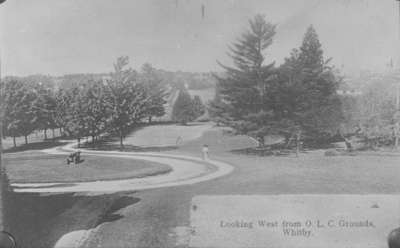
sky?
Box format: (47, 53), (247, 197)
(0, 0), (399, 76)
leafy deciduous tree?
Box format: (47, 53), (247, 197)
(140, 63), (167, 123)
(105, 56), (149, 148)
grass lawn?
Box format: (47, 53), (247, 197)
(5, 123), (400, 248)
(115, 122), (214, 147)
(3, 152), (171, 183)
(168, 127), (400, 194)
(84, 126), (400, 248)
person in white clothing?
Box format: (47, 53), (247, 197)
(202, 144), (209, 160)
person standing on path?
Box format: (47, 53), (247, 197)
(176, 136), (182, 146)
(202, 144), (209, 160)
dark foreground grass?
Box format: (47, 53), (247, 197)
(3, 152), (171, 183)
(3, 188), (140, 248)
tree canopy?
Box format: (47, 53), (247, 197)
(1, 57), (168, 149)
(211, 17), (343, 146)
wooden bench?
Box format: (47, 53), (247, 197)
(66, 151), (81, 165)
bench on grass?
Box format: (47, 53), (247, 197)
(66, 151), (82, 165)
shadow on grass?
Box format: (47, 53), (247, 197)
(11, 183), (77, 189)
(81, 137), (178, 153)
(96, 196), (140, 226)
(3, 187), (140, 248)
(3, 141), (68, 154)
(231, 147), (293, 157)
(174, 123), (205, 127)
(88, 144), (178, 152)
(231, 141), (337, 157)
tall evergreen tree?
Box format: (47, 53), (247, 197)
(299, 26), (324, 70)
(215, 14), (277, 145)
(218, 14), (276, 115)
(276, 25), (343, 143)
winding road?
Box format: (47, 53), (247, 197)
(11, 142), (234, 193)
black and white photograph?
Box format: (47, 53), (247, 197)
(1, 0), (400, 247)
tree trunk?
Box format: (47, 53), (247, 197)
(119, 130), (124, 149)
(44, 128), (47, 140)
(13, 136), (16, 148)
(59, 127), (63, 136)
(92, 135), (95, 147)
(148, 116), (152, 124)
(295, 131), (302, 157)
(257, 136), (265, 148)
(24, 135), (28, 145)
(77, 138), (81, 148)
(52, 129), (56, 140)
(285, 135), (290, 145)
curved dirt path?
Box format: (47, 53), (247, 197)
(11, 142), (234, 193)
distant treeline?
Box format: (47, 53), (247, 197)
(4, 69), (218, 92)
